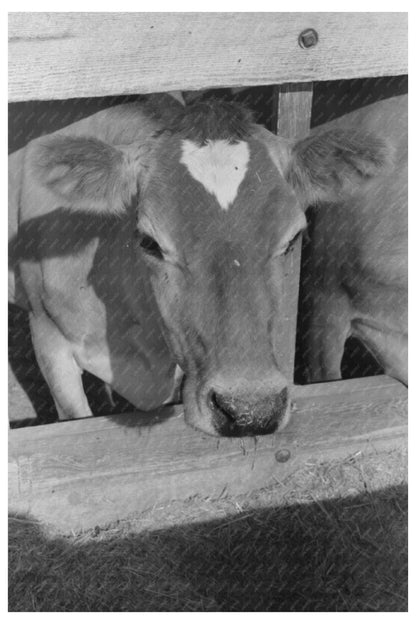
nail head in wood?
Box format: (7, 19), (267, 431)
(275, 449), (291, 463)
(298, 28), (319, 49)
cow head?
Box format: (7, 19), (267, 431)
(32, 98), (392, 436)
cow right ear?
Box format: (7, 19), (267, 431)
(286, 129), (394, 206)
(29, 134), (143, 214)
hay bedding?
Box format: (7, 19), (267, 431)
(9, 450), (407, 611)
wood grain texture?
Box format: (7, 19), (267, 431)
(275, 83), (313, 381)
(9, 13), (407, 102)
(9, 376), (407, 533)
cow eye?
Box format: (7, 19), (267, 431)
(138, 233), (164, 260)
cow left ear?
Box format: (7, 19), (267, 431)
(29, 134), (144, 215)
(286, 129), (394, 206)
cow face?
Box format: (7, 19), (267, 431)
(33, 99), (391, 436)
(135, 119), (306, 436)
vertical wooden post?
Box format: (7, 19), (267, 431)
(273, 82), (313, 383)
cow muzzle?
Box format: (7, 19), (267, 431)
(205, 376), (289, 437)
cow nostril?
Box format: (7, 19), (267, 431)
(207, 385), (288, 436)
(208, 390), (237, 423)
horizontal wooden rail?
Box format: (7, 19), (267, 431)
(9, 12), (407, 102)
(9, 375), (407, 533)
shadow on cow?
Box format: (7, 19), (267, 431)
(8, 206), (175, 427)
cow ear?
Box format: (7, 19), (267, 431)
(29, 135), (142, 214)
(287, 129), (394, 206)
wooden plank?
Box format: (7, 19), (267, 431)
(9, 376), (407, 533)
(276, 83), (314, 140)
(275, 83), (313, 381)
(9, 13), (407, 102)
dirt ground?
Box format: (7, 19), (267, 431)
(9, 448), (407, 611)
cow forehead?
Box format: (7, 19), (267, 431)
(141, 134), (301, 249)
(180, 139), (250, 211)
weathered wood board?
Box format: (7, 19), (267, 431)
(275, 83), (313, 381)
(9, 376), (407, 533)
(9, 12), (407, 102)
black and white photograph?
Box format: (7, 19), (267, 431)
(8, 9), (408, 612)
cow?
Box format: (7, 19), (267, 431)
(299, 95), (407, 386)
(8, 93), (406, 437)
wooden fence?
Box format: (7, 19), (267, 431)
(8, 12), (408, 532)
(9, 13), (407, 101)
